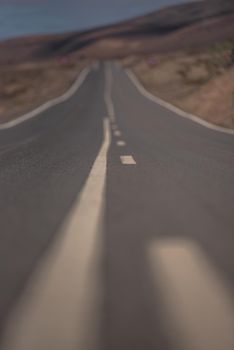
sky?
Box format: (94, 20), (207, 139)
(0, 0), (191, 40)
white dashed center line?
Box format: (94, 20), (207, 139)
(120, 155), (136, 165)
(105, 64), (136, 166)
(117, 140), (126, 147)
(114, 130), (122, 137)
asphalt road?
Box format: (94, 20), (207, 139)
(0, 62), (234, 350)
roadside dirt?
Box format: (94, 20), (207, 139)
(126, 43), (234, 129)
(0, 57), (89, 124)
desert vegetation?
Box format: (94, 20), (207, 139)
(122, 41), (234, 129)
(0, 56), (89, 123)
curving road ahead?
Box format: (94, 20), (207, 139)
(0, 63), (234, 350)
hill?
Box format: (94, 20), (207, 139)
(0, 0), (234, 63)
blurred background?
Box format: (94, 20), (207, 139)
(0, 0), (234, 127)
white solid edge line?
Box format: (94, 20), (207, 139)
(0, 67), (91, 130)
(1, 117), (111, 350)
(126, 69), (234, 136)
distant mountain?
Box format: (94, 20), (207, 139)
(0, 0), (195, 40)
(37, 0), (234, 57)
(0, 0), (234, 64)
(130, 0), (234, 32)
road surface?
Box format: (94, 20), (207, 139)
(0, 62), (234, 350)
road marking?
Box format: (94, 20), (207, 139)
(120, 155), (136, 165)
(114, 130), (122, 137)
(117, 140), (126, 147)
(1, 118), (111, 350)
(0, 68), (91, 130)
(126, 70), (234, 136)
(149, 239), (234, 350)
(104, 64), (115, 122)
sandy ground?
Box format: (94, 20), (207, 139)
(126, 43), (234, 129)
(0, 58), (89, 124)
